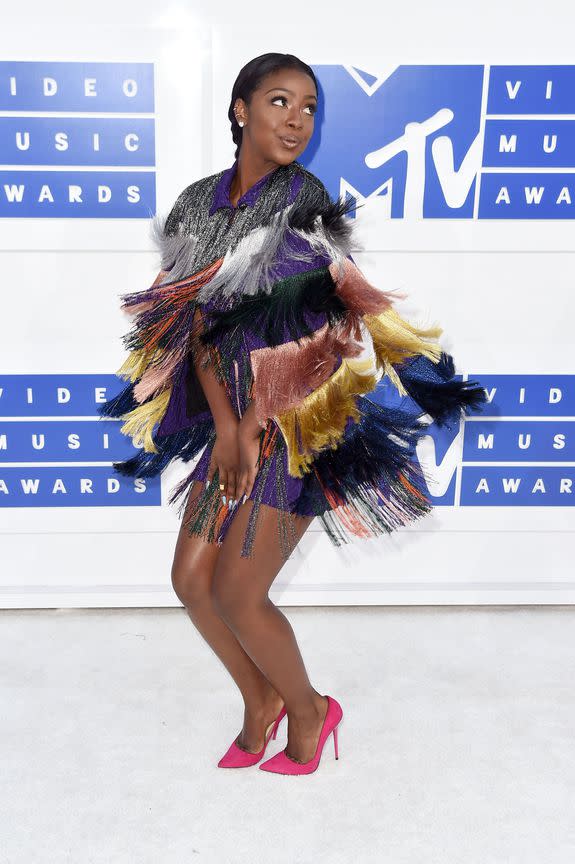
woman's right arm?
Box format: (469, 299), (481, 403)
(190, 306), (241, 504)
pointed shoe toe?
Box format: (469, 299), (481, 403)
(217, 704), (287, 768)
(217, 739), (263, 768)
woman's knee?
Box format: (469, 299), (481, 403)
(170, 557), (212, 609)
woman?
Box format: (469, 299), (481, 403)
(100, 53), (487, 775)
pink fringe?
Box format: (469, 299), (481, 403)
(249, 316), (364, 424)
(123, 300), (154, 316)
(328, 258), (405, 314)
(133, 346), (184, 402)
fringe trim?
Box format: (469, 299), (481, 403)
(317, 465), (432, 545)
(292, 396), (434, 544)
(175, 466), (232, 547)
(97, 381), (139, 420)
(287, 189), (357, 242)
(116, 348), (155, 383)
(111, 419), (215, 479)
(160, 396), (437, 562)
(110, 263), (224, 438)
(327, 257), (406, 315)
(362, 306), (444, 394)
(194, 195), (360, 305)
(198, 265), (348, 348)
(170, 422), (298, 563)
(275, 356), (379, 478)
(249, 316), (364, 425)
(133, 347), (184, 403)
(396, 352), (489, 428)
(117, 387), (172, 454)
(119, 258), (223, 358)
(149, 212), (200, 282)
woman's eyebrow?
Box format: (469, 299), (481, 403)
(264, 87), (317, 100)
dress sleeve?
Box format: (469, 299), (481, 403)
(240, 250), (435, 475)
(98, 185), (217, 458)
(244, 246), (487, 477)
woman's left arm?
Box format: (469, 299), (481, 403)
(238, 398), (261, 439)
(235, 399), (263, 503)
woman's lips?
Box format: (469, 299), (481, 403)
(279, 136), (299, 149)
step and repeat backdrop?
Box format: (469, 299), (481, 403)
(1, 6), (573, 606)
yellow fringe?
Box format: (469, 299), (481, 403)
(116, 348), (155, 383)
(119, 387), (172, 453)
(276, 356), (378, 478)
(362, 306), (444, 396)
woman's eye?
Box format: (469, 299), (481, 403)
(271, 96), (316, 115)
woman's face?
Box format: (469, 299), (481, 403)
(235, 68), (318, 165)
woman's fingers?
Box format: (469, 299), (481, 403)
(227, 470), (238, 503)
(209, 460), (256, 506)
(242, 466), (258, 502)
(205, 453), (216, 486)
(219, 468), (241, 505)
(231, 469), (254, 505)
(235, 471), (247, 503)
(218, 467), (228, 502)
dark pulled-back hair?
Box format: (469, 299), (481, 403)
(227, 53), (318, 159)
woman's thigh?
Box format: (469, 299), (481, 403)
(211, 500), (315, 614)
(170, 480), (222, 606)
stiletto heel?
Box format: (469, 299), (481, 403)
(217, 704), (287, 768)
(259, 695), (343, 776)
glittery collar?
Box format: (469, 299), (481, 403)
(208, 158), (285, 216)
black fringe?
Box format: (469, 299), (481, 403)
(396, 352), (489, 429)
(287, 191), (359, 240)
(104, 415), (214, 479)
(293, 396), (432, 518)
(97, 381), (139, 418)
(121, 294), (196, 356)
(246, 172), (358, 237)
(199, 265), (348, 348)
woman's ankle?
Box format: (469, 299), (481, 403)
(286, 690), (326, 724)
(244, 686), (284, 718)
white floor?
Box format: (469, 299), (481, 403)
(1, 606), (573, 864)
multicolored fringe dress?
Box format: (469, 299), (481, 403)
(99, 158), (488, 561)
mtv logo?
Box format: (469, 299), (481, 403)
(305, 64), (485, 220)
(305, 64), (575, 221)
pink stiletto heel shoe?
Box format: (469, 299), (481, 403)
(217, 704), (287, 768)
(259, 695), (343, 775)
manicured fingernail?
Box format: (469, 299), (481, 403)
(222, 495), (226, 504)
(241, 493), (247, 504)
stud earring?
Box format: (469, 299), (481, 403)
(238, 120), (245, 127)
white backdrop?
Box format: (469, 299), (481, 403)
(1, 0), (574, 608)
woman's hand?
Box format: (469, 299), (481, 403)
(205, 400), (265, 506)
(206, 422), (241, 504)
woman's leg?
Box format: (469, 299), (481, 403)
(211, 500), (329, 764)
(171, 480), (284, 753)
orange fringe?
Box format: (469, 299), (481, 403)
(127, 258), (224, 356)
(311, 466), (373, 538)
(398, 471), (430, 503)
(259, 422), (279, 464)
